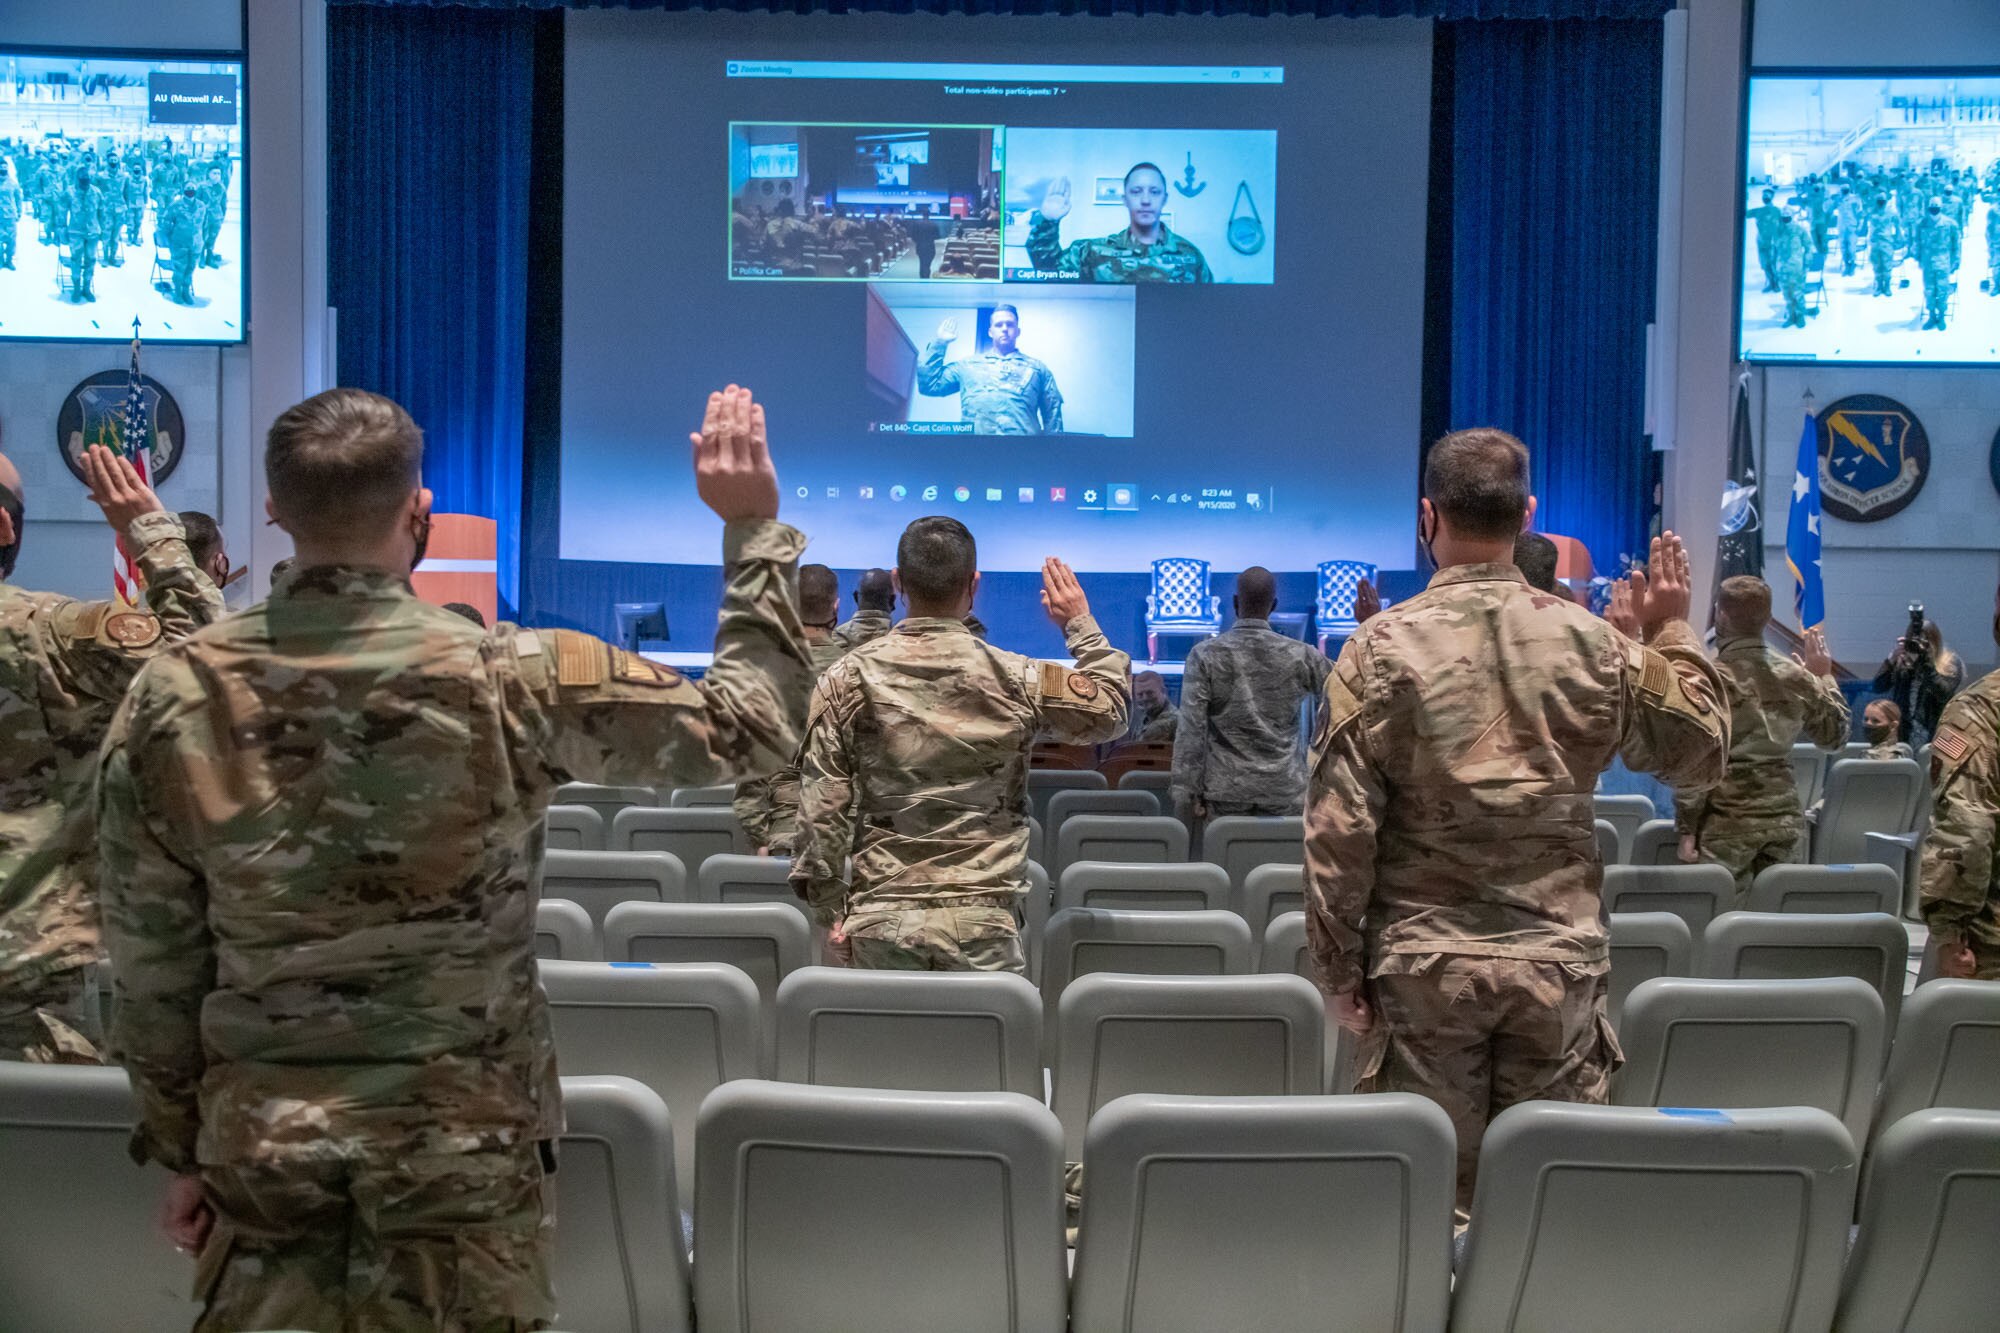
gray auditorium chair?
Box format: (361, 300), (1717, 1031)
(1876, 980), (2000, 1130)
(696, 852), (807, 920)
(693, 1081), (1066, 1333)
(1594, 818), (1620, 866)
(1607, 911), (1694, 1029)
(544, 803), (606, 852)
(1813, 757), (1925, 865)
(1045, 787), (1161, 854)
(1019, 860), (1050, 984)
(1593, 794), (1656, 863)
(1118, 769), (1175, 800)
(1027, 815), (1045, 870)
(1057, 860), (1230, 913)
(1238, 861), (1306, 936)
(1836, 1108), (2000, 1332)
(1260, 912), (1355, 1093)
(667, 783), (735, 808)
(535, 897), (597, 961)
(1791, 741), (1828, 807)
(1055, 814), (1188, 874)
(602, 901), (810, 1051)
(540, 849), (688, 929)
(1027, 767), (1106, 828)
(1601, 863), (1735, 937)
(1614, 976), (1886, 1145)
(1700, 910), (1909, 1030)
(1863, 830), (1927, 920)
(1747, 862), (1902, 915)
(1040, 908), (1254, 1019)
(1628, 818), (1681, 866)
(540, 960), (760, 1205)
(775, 966), (1043, 1097)
(1070, 1093), (1455, 1333)
(1450, 1103), (1856, 1333)
(1200, 815), (1305, 893)
(554, 1076), (692, 1333)
(0, 1064), (198, 1332)
(554, 782), (657, 825)
(609, 806), (746, 881)
(1051, 973), (1325, 1158)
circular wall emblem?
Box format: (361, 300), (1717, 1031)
(55, 372), (185, 488)
(1990, 424), (2000, 501)
(1815, 393), (1928, 523)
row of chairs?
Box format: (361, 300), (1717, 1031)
(10, 1062), (1991, 1332)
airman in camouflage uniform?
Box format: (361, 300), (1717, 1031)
(1675, 578), (1848, 899)
(1869, 196), (1903, 297)
(1916, 198), (1962, 330)
(1304, 430), (1729, 1213)
(1025, 166), (1214, 283)
(97, 386), (809, 1332)
(0, 446), (223, 1064)
(1773, 208), (1812, 329)
(0, 160), (18, 269)
(1128, 670), (1178, 743)
(793, 522), (1129, 972)
(1748, 187), (1786, 291)
(916, 306), (1064, 435)
(1921, 596), (2000, 982)
(833, 567), (896, 650)
(735, 563), (850, 854)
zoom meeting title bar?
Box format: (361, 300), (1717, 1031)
(726, 61), (1284, 86)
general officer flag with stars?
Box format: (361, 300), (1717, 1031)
(1786, 410), (1825, 630)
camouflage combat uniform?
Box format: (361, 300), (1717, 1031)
(1675, 633), (1849, 899)
(916, 342), (1064, 435)
(1171, 617), (1329, 819)
(1302, 564), (1728, 1211)
(1916, 210), (1962, 328)
(1920, 671), (2000, 978)
(733, 631), (849, 853)
(833, 608), (893, 651)
(0, 513), (220, 1063)
(1025, 215), (1214, 283)
(96, 520), (810, 1332)
(792, 615), (1129, 971)
(1129, 698), (1179, 743)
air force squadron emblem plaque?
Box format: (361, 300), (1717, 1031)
(1815, 394), (1928, 523)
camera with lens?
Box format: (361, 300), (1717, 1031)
(1904, 602), (1927, 657)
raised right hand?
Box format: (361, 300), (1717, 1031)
(1604, 577), (1641, 640)
(1041, 176), (1072, 223)
(688, 385), (780, 523)
(82, 443), (164, 534)
(1627, 530), (1693, 638)
(935, 318), (958, 344)
(1794, 626), (1834, 677)
(1354, 580), (1381, 623)
(1040, 556), (1089, 627)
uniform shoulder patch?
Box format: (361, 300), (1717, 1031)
(613, 648), (681, 689)
(56, 601), (108, 643)
(1067, 672), (1100, 701)
(101, 611), (162, 650)
(1637, 648), (1672, 701)
(550, 630), (608, 687)
(1933, 727), (1971, 764)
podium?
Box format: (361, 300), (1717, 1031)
(410, 514), (498, 627)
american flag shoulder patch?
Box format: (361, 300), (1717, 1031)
(1932, 728), (1971, 764)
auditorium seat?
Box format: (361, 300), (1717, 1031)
(1054, 814), (1188, 875)
(693, 1081), (1066, 1333)
(1606, 912), (1694, 1028)
(0, 1064), (196, 1332)
(1699, 911), (1909, 1030)
(1070, 1093), (1454, 1333)
(1813, 757), (1925, 865)
(1594, 818), (1620, 866)
(1614, 976), (1886, 1145)
(1449, 1103), (1856, 1333)
(1260, 913), (1355, 1092)
(697, 852), (807, 920)
(540, 961), (760, 1205)
(1628, 819), (1681, 866)
(1027, 815), (1045, 871)
(1050, 973), (1325, 1159)
(1117, 770), (1175, 801)
(554, 782), (657, 825)
(1057, 861), (1230, 913)
(553, 1076), (692, 1333)
(541, 849), (688, 929)
(1601, 863), (1734, 937)
(1835, 1109), (2000, 1332)
(1019, 860), (1050, 984)
(1027, 768), (1107, 829)
(610, 806), (747, 882)
(1593, 794), (1656, 863)
(1747, 862), (1902, 915)
(535, 897), (598, 961)
(1790, 742), (1828, 807)
(1040, 908), (1254, 1023)
(1046, 787), (1162, 851)
(1200, 815), (1305, 894)
(545, 803), (607, 852)
(667, 783), (735, 808)
(1862, 830), (1926, 920)
(1237, 861), (1306, 936)
(1876, 980), (2000, 1131)
(602, 902), (810, 1055)
(775, 966), (1043, 1097)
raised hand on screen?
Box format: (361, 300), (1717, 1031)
(688, 385), (780, 524)
(1041, 176), (1072, 223)
(935, 318), (959, 344)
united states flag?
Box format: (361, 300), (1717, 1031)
(111, 322), (152, 607)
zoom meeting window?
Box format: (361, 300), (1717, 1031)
(563, 16), (1431, 571)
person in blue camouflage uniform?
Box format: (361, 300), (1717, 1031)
(1025, 162), (1214, 284)
(915, 304), (1064, 435)
(1915, 196), (1962, 331)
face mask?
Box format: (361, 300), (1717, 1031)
(409, 513), (432, 575)
(0, 481), (22, 579)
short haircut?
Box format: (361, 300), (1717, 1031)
(266, 389), (423, 542)
(1125, 162), (1167, 189)
(1513, 532), (1559, 593)
(178, 510), (224, 571)
(855, 567), (896, 612)
(442, 601), (487, 628)
(1236, 566), (1277, 617)
(991, 303), (1019, 322)
(1714, 575), (1773, 637)
(798, 563), (839, 623)
(1424, 428), (1531, 541)
(896, 516), (977, 605)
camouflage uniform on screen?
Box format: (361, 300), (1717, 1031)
(1869, 202), (1903, 296)
(161, 190), (204, 305)
(791, 615), (1129, 972)
(98, 166), (125, 266)
(0, 170), (17, 268)
(1024, 214), (1214, 283)
(1987, 205), (2000, 299)
(122, 166), (146, 246)
(96, 520), (810, 1332)
(1748, 199), (1787, 291)
(1917, 207), (1963, 328)
(733, 633), (849, 853)
(0, 514), (221, 1064)
(916, 340), (1064, 435)
(1921, 672), (2000, 978)
(1773, 215), (1811, 328)
(1836, 192), (1865, 275)
(1674, 634), (1848, 899)
(1171, 618), (1330, 819)
(833, 608), (893, 650)
(60, 178), (107, 301)
(197, 173), (226, 266)
(1303, 565), (1729, 1210)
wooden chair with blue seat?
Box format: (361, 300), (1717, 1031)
(1144, 557), (1222, 663)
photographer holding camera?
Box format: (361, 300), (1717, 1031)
(1873, 605), (1963, 744)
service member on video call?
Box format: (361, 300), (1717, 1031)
(1026, 161), (1214, 284)
(916, 303), (1064, 435)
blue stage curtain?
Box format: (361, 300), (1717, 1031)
(327, 5), (535, 611)
(1444, 17), (1663, 576)
(335, 0), (1670, 17)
